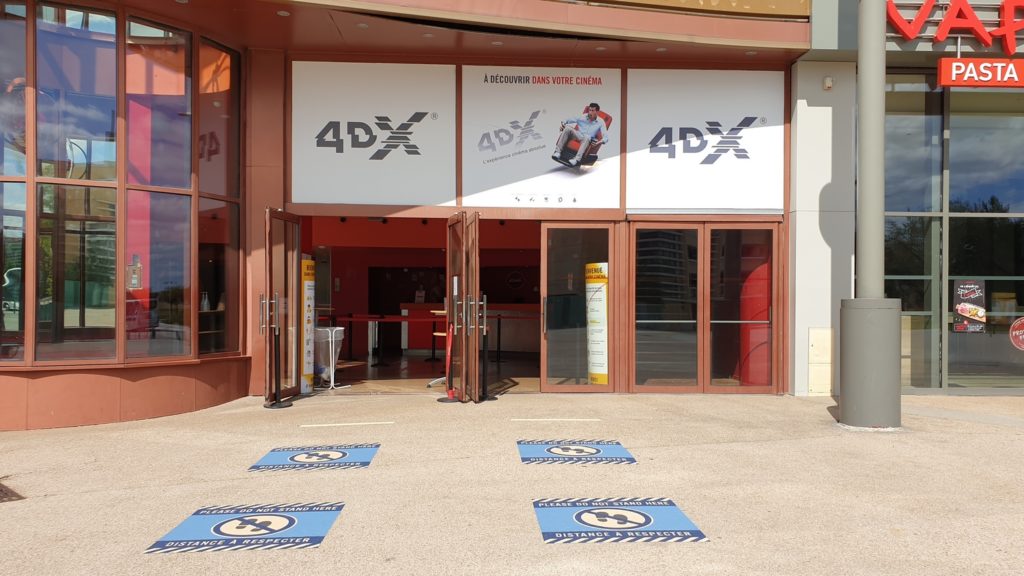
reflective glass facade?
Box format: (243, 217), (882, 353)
(0, 1), (241, 365)
(886, 75), (1024, 389)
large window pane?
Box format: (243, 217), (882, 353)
(198, 41), (239, 197)
(884, 217), (942, 389)
(36, 5), (117, 180)
(635, 229), (698, 387)
(947, 217), (1024, 388)
(126, 190), (191, 357)
(36, 185), (115, 360)
(127, 20), (191, 189)
(1, 3), (27, 176)
(885, 74), (942, 212)
(198, 198), (238, 353)
(709, 229), (772, 387)
(1, 182), (25, 360)
(546, 228), (609, 386)
(950, 89), (1024, 213)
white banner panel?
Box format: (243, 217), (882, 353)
(462, 66), (621, 208)
(626, 70), (784, 213)
(291, 62), (456, 205)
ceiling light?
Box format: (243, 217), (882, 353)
(422, 32), (434, 38)
(745, 50), (758, 56)
(595, 46), (606, 51)
(276, 10), (290, 16)
(655, 47), (668, 52)
(174, 0), (188, 4)
(491, 41), (503, 46)
(356, 22), (369, 29)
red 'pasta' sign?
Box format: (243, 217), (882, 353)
(887, 0), (1024, 57)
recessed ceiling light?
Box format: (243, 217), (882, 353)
(491, 41), (504, 46)
(745, 50), (758, 56)
(276, 10), (290, 16)
(655, 47), (668, 52)
(422, 32), (434, 38)
(174, 0), (188, 4)
(595, 46), (606, 51)
(356, 22), (369, 29)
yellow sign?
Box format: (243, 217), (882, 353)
(301, 258), (316, 393)
(585, 262), (609, 385)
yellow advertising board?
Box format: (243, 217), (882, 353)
(585, 262), (609, 385)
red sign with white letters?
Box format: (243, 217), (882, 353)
(887, 0), (1024, 57)
(939, 57), (1024, 86)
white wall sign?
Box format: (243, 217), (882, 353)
(291, 62), (456, 205)
(626, 70), (784, 213)
(462, 66), (621, 208)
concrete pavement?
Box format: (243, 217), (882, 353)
(1, 392), (1023, 575)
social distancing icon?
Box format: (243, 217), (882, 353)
(249, 444), (379, 471)
(213, 514), (296, 537)
(289, 451), (347, 463)
(533, 498), (707, 543)
(146, 503), (345, 553)
(517, 440), (636, 464)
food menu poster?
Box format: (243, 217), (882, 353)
(954, 280), (986, 333)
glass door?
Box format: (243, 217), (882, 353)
(707, 225), (775, 393)
(632, 224), (702, 391)
(446, 211), (481, 402)
(265, 209), (302, 404)
(630, 223), (777, 393)
(541, 223), (614, 392)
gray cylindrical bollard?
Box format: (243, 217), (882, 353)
(839, 298), (901, 428)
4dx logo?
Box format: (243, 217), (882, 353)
(648, 116), (759, 165)
(315, 112), (430, 160)
(477, 110), (543, 153)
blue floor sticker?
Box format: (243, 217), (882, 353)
(517, 440), (636, 464)
(249, 444), (380, 471)
(533, 498), (707, 543)
(146, 502), (344, 553)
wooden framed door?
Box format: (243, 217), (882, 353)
(540, 222), (616, 392)
(264, 209), (302, 402)
(629, 222), (778, 393)
(447, 211), (482, 402)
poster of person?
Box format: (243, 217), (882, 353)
(462, 66), (621, 208)
(953, 279), (986, 333)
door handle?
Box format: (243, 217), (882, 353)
(270, 292), (279, 335)
(542, 297), (547, 335)
(259, 294), (266, 335)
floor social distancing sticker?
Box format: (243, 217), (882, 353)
(146, 503), (345, 553)
(533, 498), (707, 543)
(517, 440), (636, 464)
(249, 444), (380, 471)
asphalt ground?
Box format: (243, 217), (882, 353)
(1, 393), (1023, 575)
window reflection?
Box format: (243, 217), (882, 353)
(36, 185), (116, 361)
(127, 20), (191, 189)
(36, 4), (117, 180)
(126, 190), (191, 357)
(635, 229), (698, 386)
(1, 183), (25, 360)
(885, 75), (942, 212)
(950, 89), (1024, 213)
(0, 3), (26, 176)
(709, 229), (772, 387)
(199, 41), (239, 197)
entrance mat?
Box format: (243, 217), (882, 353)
(533, 498), (707, 543)
(146, 502), (344, 553)
(249, 444), (380, 471)
(517, 440), (636, 464)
